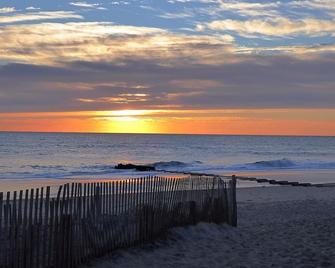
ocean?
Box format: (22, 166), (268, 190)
(1, 132), (335, 184)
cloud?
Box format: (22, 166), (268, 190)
(39, 81), (150, 91)
(176, 0), (335, 34)
(111, 1), (130, 5)
(77, 93), (149, 104)
(26, 6), (41, 11)
(69, 1), (106, 10)
(171, 0), (282, 19)
(0, 21), (238, 66)
(0, 1), (334, 115)
(219, 1), (278, 10)
(290, 0), (335, 11)
(237, 43), (335, 57)
(0, 19), (333, 71)
(1, 51), (335, 113)
(218, 1), (279, 17)
(158, 12), (194, 19)
(201, 17), (335, 37)
(0, 11), (83, 24)
(0, 7), (16, 13)
(0, 14), (333, 66)
(168, 79), (223, 89)
(167, 0), (194, 3)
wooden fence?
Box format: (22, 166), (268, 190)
(0, 175), (237, 268)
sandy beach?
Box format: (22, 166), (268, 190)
(84, 185), (335, 268)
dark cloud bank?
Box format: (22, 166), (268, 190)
(1, 54), (335, 113)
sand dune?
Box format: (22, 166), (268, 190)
(85, 186), (335, 268)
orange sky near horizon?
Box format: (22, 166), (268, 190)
(1, 109), (335, 136)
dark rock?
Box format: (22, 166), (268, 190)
(277, 180), (290, 185)
(299, 183), (312, 187)
(256, 179), (268, 183)
(115, 163), (155, 171)
(136, 165), (156, 171)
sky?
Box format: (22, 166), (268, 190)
(0, 0), (335, 135)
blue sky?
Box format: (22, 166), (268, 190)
(1, 0), (335, 48)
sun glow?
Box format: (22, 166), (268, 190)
(98, 117), (157, 134)
(1, 109), (335, 135)
(102, 110), (155, 117)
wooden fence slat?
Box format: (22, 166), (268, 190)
(84, 183), (91, 261)
(0, 192), (3, 267)
(121, 180), (126, 247)
(0, 175), (235, 268)
(48, 199), (55, 267)
(54, 185), (62, 268)
(231, 175), (237, 227)
(131, 178), (136, 245)
(10, 191), (17, 268)
(42, 186), (50, 268)
(110, 181), (116, 250)
(26, 189), (34, 268)
(34, 187), (43, 268)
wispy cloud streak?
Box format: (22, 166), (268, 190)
(0, 11), (82, 24)
(0, 7), (16, 13)
(69, 1), (106, 10)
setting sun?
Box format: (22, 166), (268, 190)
(97, 117), (157, 134)
(101, 110), (156, 117)
(1, 108), (335, 135)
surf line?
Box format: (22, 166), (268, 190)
(114, 163), (334, 187)
(156, 170), (335, 188)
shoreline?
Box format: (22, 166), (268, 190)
(1, 169), (335, 193)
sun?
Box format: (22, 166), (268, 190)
(92, 110), (158, 133)
(103, 110), (154, 117)
(103, 118), (156, 133)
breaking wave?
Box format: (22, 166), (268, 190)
(2, 158), (335, 180)
(152, 161), (202, 170)
(151, 158), (335, 172)
(228, 158), (335, 171)
(247, 158), (295, 168)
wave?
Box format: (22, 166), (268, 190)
(151, 158), (335, 172)
(150, 159), (299, 172)
(22, 165), (67, 171)
(0, 168), (156, 180)
(228, 158), (335, 171)
(247, 158), (295, 168)
(152, 161), (202, 170)
(2, 158), (335, 180)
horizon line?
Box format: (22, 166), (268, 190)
(0, 130), (334, 138)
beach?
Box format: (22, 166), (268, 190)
(85, 185), (335, 268)
(1, 133), (335, 267)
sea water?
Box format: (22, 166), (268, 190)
(1, 132), (335, 182)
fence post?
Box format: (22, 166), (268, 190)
(0, 174), (238, 267)
(231, 175), (237, 227)
(59, 214), (73, 268)
(189, 201), (197, 225)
